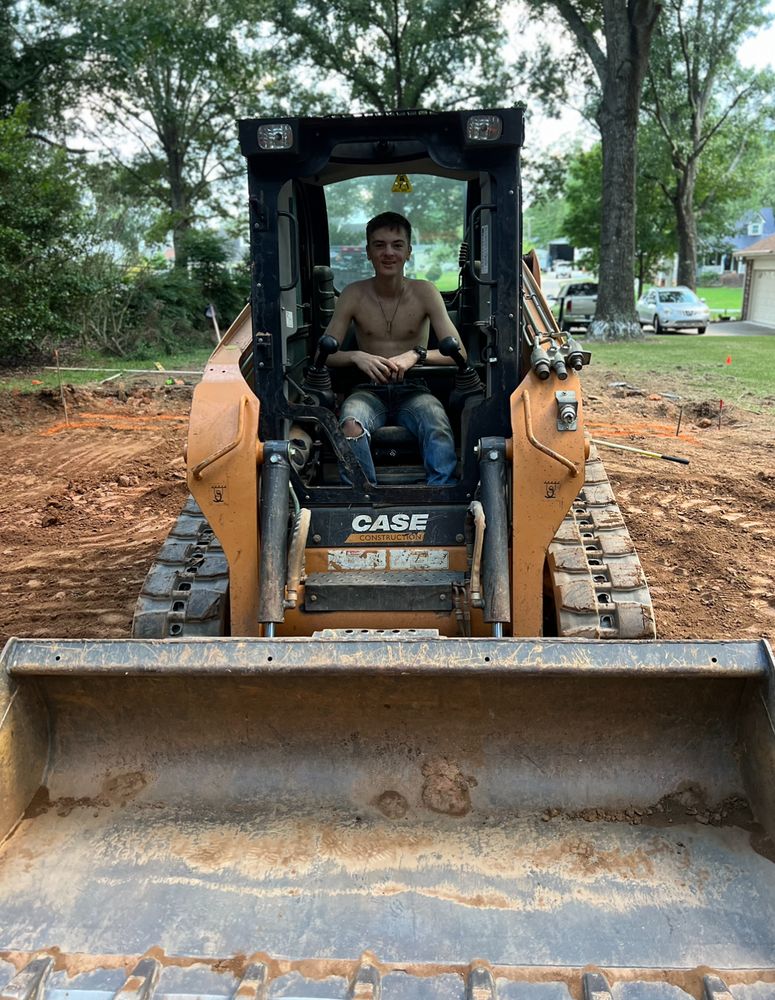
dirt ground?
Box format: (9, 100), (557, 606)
(0, 368), (772, 646)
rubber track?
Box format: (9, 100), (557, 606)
(548, 445), (657, 639)
(131, 496), (229, 638)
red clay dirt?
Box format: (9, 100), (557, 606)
(0, 369), (773, 646)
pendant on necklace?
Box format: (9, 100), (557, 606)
(375, 279), (405, 335)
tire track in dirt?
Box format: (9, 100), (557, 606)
(0, 387), (191, 645)
(585, 372), (775, 642)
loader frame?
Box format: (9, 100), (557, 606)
(183, 108), (591, 638)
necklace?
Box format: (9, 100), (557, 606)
(374, 280), (405, 335)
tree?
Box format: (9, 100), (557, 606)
(265, 0), (514, 113)
(522, 0), (660, 339)
(0, 106), (93, 361)
(642, 0), (774, 287)
(66, 0), (280, 268)
(523, 198), (568, 254)
(1, 0), (85, 134)
(561, 141), (675, 296)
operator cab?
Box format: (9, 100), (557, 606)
(237, 109), (525, 504)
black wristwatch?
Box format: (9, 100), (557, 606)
(412, 345), (428, 362)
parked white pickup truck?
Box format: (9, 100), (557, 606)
(550, 280), (598, 331)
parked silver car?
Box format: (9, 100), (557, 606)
(636, 286), (710, 334)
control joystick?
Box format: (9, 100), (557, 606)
(438, 336), (471, 374)
(438, 335), (483, 410)
(310, 334), (339, 372)
(303, 334), (339, 410)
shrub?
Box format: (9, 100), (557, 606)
(697, 269), (722, 287)
(0, 107), (93, 363)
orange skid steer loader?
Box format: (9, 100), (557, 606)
(1, 108), (774, 999)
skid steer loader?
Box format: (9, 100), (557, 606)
(1, 108), (774, 999)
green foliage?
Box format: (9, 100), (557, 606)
(524, 198), (568, 252)
(265, 0), (514, 113)
(641, 0), (775, 282)
(65, 0), (280, 262)
(559, 141), (675, 291)
(325, 173), (466, 265)
(518, 0), (661, 336)
(81, 230), (249, 358)
(0, 0), (84, 130)
(0, 106), (93, 362)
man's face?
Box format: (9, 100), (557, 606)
(367, 225), (411, 277)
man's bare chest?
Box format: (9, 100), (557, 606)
(354, 296), (427, 347)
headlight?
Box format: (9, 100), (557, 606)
(257, 123), (294, 150)
(465, 114), (503, 142)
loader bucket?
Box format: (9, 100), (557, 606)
(1, 635), (774, 999)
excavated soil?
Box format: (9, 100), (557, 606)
(0, 369), (773, 645)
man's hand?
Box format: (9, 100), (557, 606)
(388, 350), (420, 382)
(353, 351), (399, 384)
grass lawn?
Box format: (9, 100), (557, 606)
(589, 335), (774, 410)
(696, 286), (743, 316)
(0, 347), (214, 394)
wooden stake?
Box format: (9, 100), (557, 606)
(54, 349), (70, 428)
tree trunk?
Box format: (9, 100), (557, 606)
(166, 135), (191, 270)
(674, 166), (698, 289)
(586, 0), (659, 341)
(172, 216), (191, 271)
(590, 93), (640, 340)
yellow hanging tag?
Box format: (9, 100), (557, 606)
(392, 173), (413, 193)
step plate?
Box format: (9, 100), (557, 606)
(304, 571), (465, 612)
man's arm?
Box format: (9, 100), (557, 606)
(324, 285), (398, 384)
(388, 282), (467, 380)
(423, 282), (467, 365)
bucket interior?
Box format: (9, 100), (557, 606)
(1, 669), (774, 968)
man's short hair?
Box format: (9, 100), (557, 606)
(366, 212), (411, 245)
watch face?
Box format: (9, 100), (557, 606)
(414, 346), (427, 361)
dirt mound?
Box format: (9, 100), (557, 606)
(0, 383), (192, 645)
(583, 366), (774, 641)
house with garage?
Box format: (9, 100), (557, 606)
(735, 234), (775, 323)
(702, 207), (774, 276)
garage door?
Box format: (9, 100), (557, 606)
(749, 262), (775, 323)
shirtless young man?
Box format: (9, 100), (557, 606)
(325, 212), (465, 485)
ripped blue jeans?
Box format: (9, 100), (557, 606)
(340, 382), (458, 486)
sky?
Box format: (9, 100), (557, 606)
(738, 3), (775, 70)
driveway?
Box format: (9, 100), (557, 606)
(705, 319), (775, 336)
(636, 319), (775, 336)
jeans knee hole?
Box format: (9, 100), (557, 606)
(342, 419), (366, 440)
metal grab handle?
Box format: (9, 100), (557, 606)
(466, 501), (486, 607)
(277, 209), (300, 291)
(522, 390), (579, 477)
(467, 203), (496, 286)
(192, 396), (249, 480)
